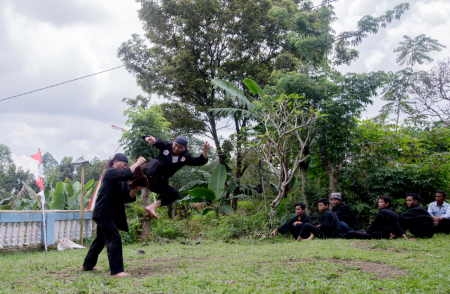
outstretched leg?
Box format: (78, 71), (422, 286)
(145, 181), (180, 219)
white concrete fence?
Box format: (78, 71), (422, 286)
(0, 210), (95, 250)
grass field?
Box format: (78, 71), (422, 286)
(0, 235), (449, 293)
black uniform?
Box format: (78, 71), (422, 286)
(277, 214), (312, 239)
(299, 209), (340, 239)
(344, 207), (404, 239)
(398, 205), (434, 238)
(83, 167), (135, 275)
(332, 202), (358, 230)
(143, 137), (208, 206)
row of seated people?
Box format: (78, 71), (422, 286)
(270, 190), (450, 241)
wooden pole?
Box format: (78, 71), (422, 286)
(80, 163), (85, 245)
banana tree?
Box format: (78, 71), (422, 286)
(48, 178), (96, 210)
(186, 165), (233, 219)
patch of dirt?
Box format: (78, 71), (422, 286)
(323, 258), (407, 279)
(285, 258), (311, 263)
(350, 241), (406, 253)
(51, 257), (211, 279)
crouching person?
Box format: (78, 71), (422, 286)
(344, 195), (409, 240)
(397, 193), (434, 238)
(81, 153), (146, 277)
(296, 198), (340, 241)
(270, 202), (312, 240)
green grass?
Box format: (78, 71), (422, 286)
(0, 235), (449, 293)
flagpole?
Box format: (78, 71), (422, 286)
(39, 190), (48, 252)
(31, 149), (47, 251)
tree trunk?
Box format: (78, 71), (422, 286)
(208, 115), (224, 165)
(231, 116), (249, 211)
(139, 188), (152, 241)
(300, 167), (309, 212)
(326, 168), (339, 193)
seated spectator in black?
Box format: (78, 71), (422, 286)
(344, 195), (409, 240)
(296, 198), (340, 241)
(397, 193), (434, 238)
(270, 202), (312, 240)
(428, 190), (450, 234)
(330, 192), (358, 233)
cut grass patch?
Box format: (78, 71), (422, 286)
(0, 235), (449, 293)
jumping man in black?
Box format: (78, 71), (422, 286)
(143, 135), (210, 218)
(81, 153), (146, 277)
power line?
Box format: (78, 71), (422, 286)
(0, 65), (126, 103)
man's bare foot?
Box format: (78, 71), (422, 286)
(81, 266), (98, 271)
(293, 237), (302, 243)
(112, 272), (131, 277)
(305, 235), (314, 241)
(144, 205), (158, 219)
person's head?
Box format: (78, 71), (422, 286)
(294, 202), (306, 216)
(110, 153), (128, 170)
(330, 192), (342, 207)
(317, 198), (329, 212)
(406, 193), (420, 208)
(435, 190), (447, 206)
(378, 195), (392, 209)
(172, 135), (188, 155)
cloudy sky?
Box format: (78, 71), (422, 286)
(1, 0), (449, 176)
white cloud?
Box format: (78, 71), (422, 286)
(11, 154), (39, 176)
(1, 0), (449, 166)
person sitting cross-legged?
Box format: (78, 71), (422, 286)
(428, 190), (450, 234)
(296, 198), (340, 241)
(270, 202), (312, 240)
(344, 195), (409, 240)
(330, 192), (358, 234)
(397, 193), (434, 239)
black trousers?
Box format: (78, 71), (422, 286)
(343, 230), (374, 240)
(299, 223), (323, 239)
(82, 219), (124, 275)
(145, 159), (180, 207)
(398, 219), (434, 238)
(278, 223), (304, 239)
(435, 218), (450, 234)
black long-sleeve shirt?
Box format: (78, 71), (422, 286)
(332, 202), (358, 229)
(398, 204), (434, 237)
(92, 167), (135, 232)
(143, 137), (208, 181)
(277, 214), (312, 234)
(366, 207), (404, 239)
(319, 209), (341, 238)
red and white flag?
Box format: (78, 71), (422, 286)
(30, 149), (44, 191)
(111, 125), (125, 131)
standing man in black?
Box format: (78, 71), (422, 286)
(270, 202), (312, 240)
(142, 135), (210, 218)
(296, 198), (341, 241)
(81, 153), (146, 277)
(397, 193), (434, 238)
(330, 192), (358, 233)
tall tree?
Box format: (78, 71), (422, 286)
(119, 103), (170, 240)
(118, 0), (337, 164)
(412, 58), (450, 126)
(394, 34), (446, 70)
(381, 34), (446, 126)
